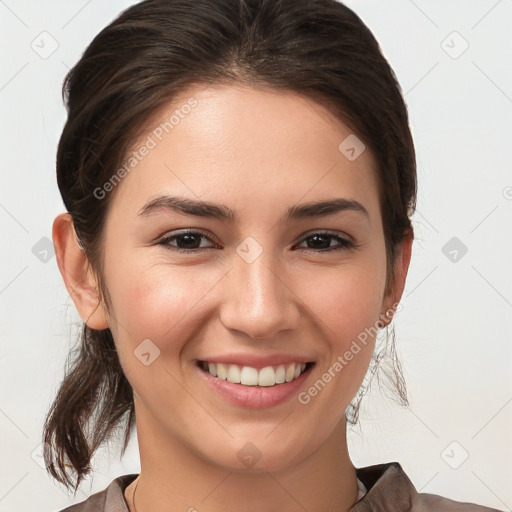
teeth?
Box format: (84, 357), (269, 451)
(217, 363), (227, 380)
(227, 364), (241, 383)
(258, 366), (275, 387)
(275, 365), (286, 384)
(207, 362), (217, 377)
(204, 362), (309, 387)
(241, 366), (258, 385)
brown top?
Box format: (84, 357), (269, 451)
(57, 461), (503, 511)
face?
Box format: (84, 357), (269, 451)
(96, 83), (398, 472)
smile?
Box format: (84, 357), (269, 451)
(198, 361), (314, 387)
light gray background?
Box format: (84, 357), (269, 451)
(0, 0), (511, 510)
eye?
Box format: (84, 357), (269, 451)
(294, 231), (355, 253)
(156, 230), (218, 253)
(156, 230), (355, 254)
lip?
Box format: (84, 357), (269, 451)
(196, 360), (315, 409)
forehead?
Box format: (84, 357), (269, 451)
(108, 83), (381, 224)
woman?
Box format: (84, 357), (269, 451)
(44, 0), (503, 510)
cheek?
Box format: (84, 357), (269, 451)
(103, 254), (218, 350)
(298, 257), (386, 340)
(293, 256), (385, 401)
(105, 262), (222, 398)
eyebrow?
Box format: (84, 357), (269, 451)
(137, 195), (370, 222)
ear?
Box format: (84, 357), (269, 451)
(379, 229), (413, 327)
(52, 213), (109, 330)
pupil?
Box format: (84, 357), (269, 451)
(180, 234), (199, 249)
(309, 234), (329, 249)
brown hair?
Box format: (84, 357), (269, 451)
(44, 0), (417, 492)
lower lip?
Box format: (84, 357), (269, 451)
(196, 363), (314, 409)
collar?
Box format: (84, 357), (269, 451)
(352, 462), (415, 510)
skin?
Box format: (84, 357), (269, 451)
(53, 83), (412, 512)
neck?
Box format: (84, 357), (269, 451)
(128, 402), (359, 512)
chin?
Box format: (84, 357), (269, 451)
(199, 432), (313, 474)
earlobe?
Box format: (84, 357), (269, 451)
(52, 213), (110, 330)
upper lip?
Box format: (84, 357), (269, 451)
(197, 353), (315, 369)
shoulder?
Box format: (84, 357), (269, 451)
(414, 491), (503, 511)
(56, 473), (138, 512)
(354, 462), (503, 511)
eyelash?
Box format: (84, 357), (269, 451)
(156, 229), (355, 254)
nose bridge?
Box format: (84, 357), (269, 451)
(219, 241), (299, 339)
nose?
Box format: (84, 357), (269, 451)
(219, 247), (300, 340)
